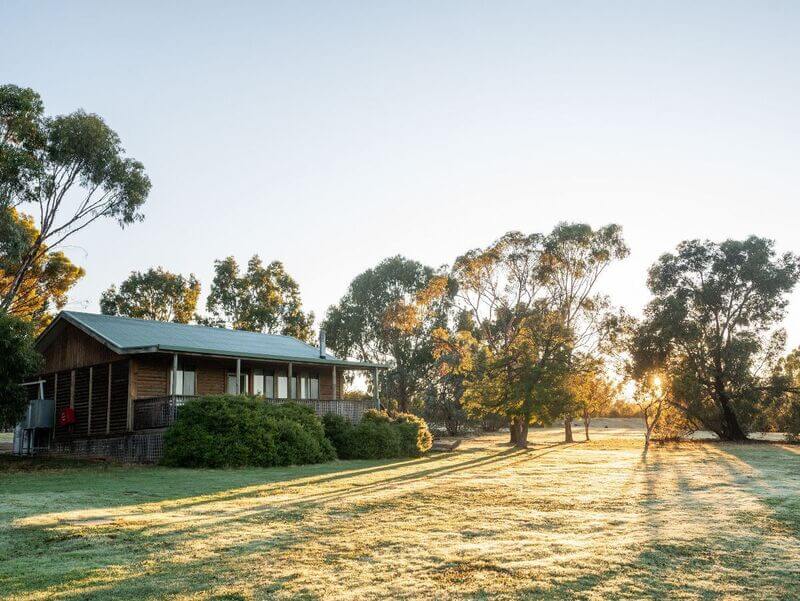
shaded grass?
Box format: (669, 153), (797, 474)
(1, 428), (799, 600)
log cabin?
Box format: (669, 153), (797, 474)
(14, 311), (386, 462)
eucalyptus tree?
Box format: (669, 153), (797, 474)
(540, 223), (630, 441)
(0, 84), (151, 313)
(427, 232), (575, 447)
(101, 267), (201, 323)
(323, 256), (440, 413)
(631, 237), (800, 441)
(427, 224), (627, 447)
(569, 367), (618, 441)
(206, 256), (314, 342)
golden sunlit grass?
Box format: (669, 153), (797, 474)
(1, 419), (799, 600)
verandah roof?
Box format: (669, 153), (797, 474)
(38, 311), (386, 370)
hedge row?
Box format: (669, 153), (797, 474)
(162, 396), (335, 468)
(323, 409), (433, 459)
(162, 397), (433, 468)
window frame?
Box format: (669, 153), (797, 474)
(226, 371), (249, 395)
(170, 364), (196, 397)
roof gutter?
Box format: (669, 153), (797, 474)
(153, 344), (390, 370)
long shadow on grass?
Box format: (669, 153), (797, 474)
(1, 442), (572, 599)
(0, 453), (467, 526)
(702, 443), (800, 538)
(72, 442), (576, 600)
(123, 444), (565, 541)
(506, 444), (791, 600)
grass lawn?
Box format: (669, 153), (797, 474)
(1, 419), (799, 600)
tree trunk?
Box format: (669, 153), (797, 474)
(398, 388), (408, 414)
(713, 377), (748, 441)
(509, 416), (518, 445)
(564, 417), (573, 443)
(584, 418), (590, 441)
(718, 397), (748, 441)
(515, 419), (529, 449)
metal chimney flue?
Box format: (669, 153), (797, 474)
(319, 330), (326, 358)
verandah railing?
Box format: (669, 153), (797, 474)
(132, 395), (374, 430)
(133, 395), (197, 430)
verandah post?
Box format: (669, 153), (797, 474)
(172, 353), (179, 421)
(373, 366), (379, 409)
(235, 358), (241, 395)
(172, 354), (178, 397)
(332, 365), (337, 400)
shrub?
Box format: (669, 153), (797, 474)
(162, 396), (334, 468)
(347, 420), (402, 459)
(322, 413), (352, 455)
(361, 408), (392, 424)
(272, 418), (336, 466)
(394, 412), (433, 456)
(323, 410), (432, 460)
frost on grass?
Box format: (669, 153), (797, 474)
(1, 419), (799, 600)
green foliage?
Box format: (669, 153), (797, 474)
(205, 256), (314, 341)
(434, 224), (628, 447)
(0, 84), (150, 314)
(162, 396), (335, 468)
(394, 412), (433, 457)
(762, 347), (800, 440)
(423, 389), (469, 436)
(0, 311), (42, 428)
(322, 256), (443, 413)
(346, 420), (402, 459)
(631, 237), (800, 440)
(100, 267), (201, 323)
(0, 84), (45, 203)
(323, 410), (432, 459)
(321, 413), (351, 454)
(362, 408), (392, 424)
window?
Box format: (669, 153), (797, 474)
(277, 371), (288, 398)
(253, 369), (265, 396)
(172, 366), (195, 396)
(226, 372), (249, 395)
(265, 373), (274, 398)
(297, 373), (319, 399)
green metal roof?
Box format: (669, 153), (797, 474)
(44, 311), (385, 369)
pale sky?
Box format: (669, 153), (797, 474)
(2, 1), (799, 348)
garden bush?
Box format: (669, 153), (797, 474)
(322, 413), (352, 454)
(323, 410), (433, 460)
(162, 395), (335, 468)
(346, 419), (402, 458)
(394, 412), (433, 457)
